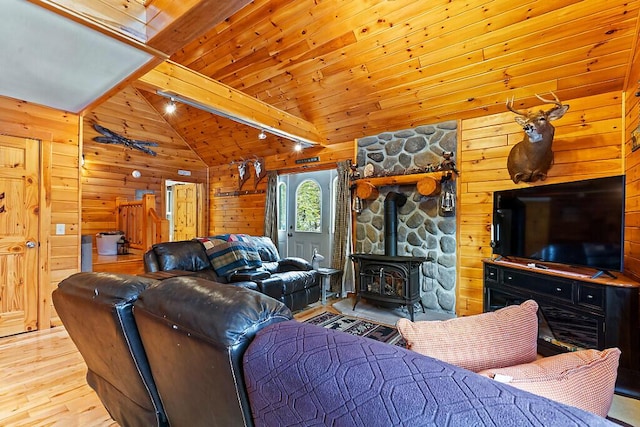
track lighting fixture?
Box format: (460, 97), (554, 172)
(156, 91), (320, 150)
(165, 97), (176, 114)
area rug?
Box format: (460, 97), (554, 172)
(304, 312), (406, 347)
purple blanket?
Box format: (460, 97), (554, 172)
(244, 321), (614, 426)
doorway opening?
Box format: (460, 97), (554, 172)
(165, 180), (206, 241)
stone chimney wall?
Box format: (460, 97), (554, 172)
(355, 121), (457, 313)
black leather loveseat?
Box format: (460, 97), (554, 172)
(53, 272), (614, 427)
(143, 235), (320, 311)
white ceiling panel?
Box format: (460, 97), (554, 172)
(0, 0), (154, 112)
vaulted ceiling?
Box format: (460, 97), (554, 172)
(5, 0), (640, 167)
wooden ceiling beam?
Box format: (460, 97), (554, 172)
(145, 0), (253, 55)
(136, 60), (324, 147)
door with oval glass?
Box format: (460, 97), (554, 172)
(278, 169), (336, 266)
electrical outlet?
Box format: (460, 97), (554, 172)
(56, 224), (65, 235)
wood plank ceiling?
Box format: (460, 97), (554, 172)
(135, 0), (640, 167)
(28, 0), (640, 167)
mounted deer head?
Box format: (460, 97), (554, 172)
(506, 93), (569, 183)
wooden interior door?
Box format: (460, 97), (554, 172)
(0, 135), (39, 337)
(172, 183), (197, 240)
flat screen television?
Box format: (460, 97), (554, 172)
(491, 175), (625, 275)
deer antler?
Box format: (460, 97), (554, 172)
(534, 92), (562, 107)
(506, 96), (528, 116)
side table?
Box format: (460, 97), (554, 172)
(316, 267), (342, 304)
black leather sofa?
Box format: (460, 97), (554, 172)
(53, 272), (614, 427)
(143, 235), (320, 311)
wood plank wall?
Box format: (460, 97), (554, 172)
(210, 109), (630, 319)
(209, 141), (354, 236)
(83, 86), (209, 243)
(0, 86), (630, 328)
(0, 96), (80, 328)
(209, 164), (268, 236)
(623, 40), (640, 280)
(458, 91), (625, 316)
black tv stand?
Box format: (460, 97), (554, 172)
(483, 258), (640, 399)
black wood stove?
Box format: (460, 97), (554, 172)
(351, 191), (430, 321)
(351, 253), (426, 321)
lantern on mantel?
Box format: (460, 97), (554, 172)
(352, 195), (363, 214)
(439, 177), (455, 217)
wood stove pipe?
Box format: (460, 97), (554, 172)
(384, 191), (407, 256)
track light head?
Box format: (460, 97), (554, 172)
(258, 130), (267, 140)
(165, 98), (176, 114)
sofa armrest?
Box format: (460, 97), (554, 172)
(148, 240), (212, 273)
(276, 257), (313, 272)
(140, 270), (198, 280)
(253, 276), (284, 301)
(143, 250), (160, 273)
(228, 269), (271, 282)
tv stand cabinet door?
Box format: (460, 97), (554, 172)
(500, 268), (574, 302)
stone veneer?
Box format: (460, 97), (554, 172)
(355, 121), (457, 313)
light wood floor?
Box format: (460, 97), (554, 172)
(1, 300), (638, 426)
(0, 325), (116, 427)
(0, 302), (332, 427)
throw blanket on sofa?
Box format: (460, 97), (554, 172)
(197, 236), (262, 277)
(243, 321), (614, 427)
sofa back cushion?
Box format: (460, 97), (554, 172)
(152, 240), (211, 272)
(134, 276), (292, 427)
(397, 299), (539, 372)
(251, 236), (281, 262)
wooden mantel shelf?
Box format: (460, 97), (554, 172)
(354, 172), (450, 199)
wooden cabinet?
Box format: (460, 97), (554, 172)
(483, 258), (640, 399)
